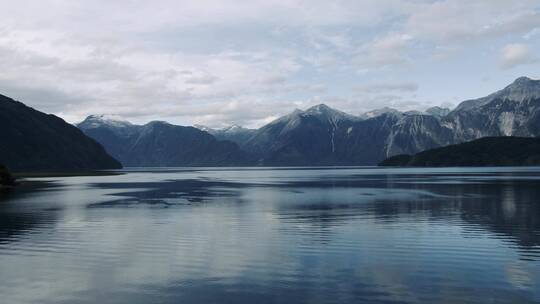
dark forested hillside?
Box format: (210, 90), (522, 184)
(0, 164), (14, 186)
(0, 94), (121, 172)
(379, 137), (540, 167)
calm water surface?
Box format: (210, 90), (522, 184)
(1, 167), (539, 303)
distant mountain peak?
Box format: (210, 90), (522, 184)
(425, 106), (450, 117)
(222, 124), (250, 133)
(505, 76), (540, 91)
(194, 124), (213, 133)
(504, 75), (539, 89)
(79, 114), (132, 129)
(267, 108), (304, 126)
(304, 103), (360, 123)
(404, 110), (424, 116)
(512, 76), (535, 84)
(86, 114), (127, 121)
(454, 76), (540, 112)
(360, 107), (401, 119)
(306, 103), (331, 112)
(195, 124), (252, 136)
(305, 103), (344, 116)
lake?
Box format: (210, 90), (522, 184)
(0, 167), (539, 303)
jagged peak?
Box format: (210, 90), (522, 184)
(223, 124), (241, 131)
(425, 106), (450, 117)
(263, 105), (341, 128)
(404, 110), (424, 116)
(503, 76), (540, 92)
(454, 76), (540, 112)
(304, 103), (360, 122)
(305, 103), (340, 115)
(194, 124), (214, 133)
(79, 114), (132, 129)
(360, 107), (401, 119)
(290, 108), (304, 115)
(266, 108), (304, 126)
(85, 114), (127, 121)
(306, 103), (330, 111)
(511, 76), (536, 85)
(425, 106), (449, 111)
(221, 124), (252, 133)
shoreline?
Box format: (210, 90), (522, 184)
(13, 171), (124, 178)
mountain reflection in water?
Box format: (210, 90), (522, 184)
(0, 167), (539, 303)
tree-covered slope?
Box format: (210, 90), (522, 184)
(379, 137), (540, 167)
(0, 94), (121, 172)
(0, 164), (14, 186)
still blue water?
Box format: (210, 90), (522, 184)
(0, 167), (539, 303)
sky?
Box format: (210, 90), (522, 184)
(0, 0), (539, 128)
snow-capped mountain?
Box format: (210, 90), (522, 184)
(454, 76), (540, 112)
(242, 77), (540, 165)
(303, 104), (361, 124)
(242, 104), (366, 164)
(425, 106), (450, 117)
(447, 76), (540, 139)
(359, 107), (402, 119)
(78, 114), (141, 138)
(195, 124), (256, 146)
(193, 124), (214, 133)
(385, 76), (540, 156)
(78, 118), (249, 166)
(77, 76), (540, 166)
(78, 114), (133, 129)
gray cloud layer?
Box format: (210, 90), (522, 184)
(0, 0), (539, 127)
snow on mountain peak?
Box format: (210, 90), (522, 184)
(512, 76), (535, 85)
(304, 104), (360, 123)
(79, 114), (132, 129)
(425, 106), (450, 117)
(194, 124), (214, 133)
(360, 107), (401, 119)
(503, 76), (540, 96)
(222, 124), (243, 132)
(454, 76), (540, 112)
(305, 103), (331, 114)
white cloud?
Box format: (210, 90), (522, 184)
(354, 82), (418, 94)
(0, 1), (539, 127)
(355, 34), (413, 68)
(500, 43), (538, 69)
(404, 0), (540, 44)
(184, 74), (219, 85)
(351, 81), (423, 113)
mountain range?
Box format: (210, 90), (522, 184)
(78, 116), (250, 167)
(194, 124), (256, 146)
(78, 76), (540, 167)
(1, 76), (538, 171)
